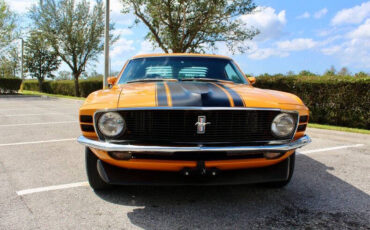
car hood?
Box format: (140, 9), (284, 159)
(116, 81), (305, 109)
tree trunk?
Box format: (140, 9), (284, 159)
(38, 79), (43, 92)
(73, 72), (80, 97)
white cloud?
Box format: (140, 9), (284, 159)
(240, 6), (287, 41)
(110, 37), (135, 58)
(107, 28), (135, 58)
(349, 19), (370, 39)
(240, 7), (319, 60)
(215, 40), (257, 56)
(276, 38), (317, 51)
(137, 40), (162, 55)
(8, 0), (133, 26)
(322, 19), (370, 68)
(110, 0), (134, 26)
(297, 8), (327, 20)
(314, 8), (328, 19)
(110, 0), (123, 14)
(297, 12), (310, 19)
(321, 45), (342, 55)
(248, 47), (288, 60)
(113, 28), (133, 36)
(8, 0), (37, 14)
(247, 38), (316, 60)
(331, 1), (370, 26)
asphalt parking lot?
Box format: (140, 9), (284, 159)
(0, 96), (369, 230)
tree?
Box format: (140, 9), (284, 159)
(0, 0), (16, 48)
(299, 70), (316, 77)
(0, 45), (21, 78)
(121, 0), (258, 53)
(30, 0), (117, 96)
(0, 0), (18, 78)
(354, 71), (368, 78)
(86, 70), (103, 80)
(57, 70), (72, 80)
(286, 71), (295, 76)
(338, 67), (350, 76)
(24, 31), (61, 91)
(0, 55), (12, 77)
(324, 65), (336, 76)
(7, 46), (21, 77)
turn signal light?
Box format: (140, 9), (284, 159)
(110, 151), (132, 160)
(263, 152), (282, 159)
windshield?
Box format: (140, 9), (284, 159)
(118, 57), (248, 84)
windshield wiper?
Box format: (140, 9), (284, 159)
(126, 78), (178, 83)
(180, 78), (233, 83)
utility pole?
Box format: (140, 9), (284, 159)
(103, 0), (109, 89)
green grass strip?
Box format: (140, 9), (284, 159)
(308, 123), (370, 134)
(20, 90), (85, 100)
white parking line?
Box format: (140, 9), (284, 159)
(299, 144), (364, 154)
(0, 121), (78, 127)
(16, 182), (89, 196)
(0, 108), (42, 111)
(0, 138), (76, 147)
(1, 113), (72, 117)
(15, 143), (365, 196)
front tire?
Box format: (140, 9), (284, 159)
(85, 147), (112, 190)
(263, 152), (295, 188)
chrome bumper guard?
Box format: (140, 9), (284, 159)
(77, 135), (311, 153)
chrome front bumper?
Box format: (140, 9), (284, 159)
(77, 135), (311, 153)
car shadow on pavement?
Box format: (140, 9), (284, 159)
(94, 154), (370, 229)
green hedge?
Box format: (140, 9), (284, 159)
(0, 78), (23, 93)
(254, 76), (370, 129)
(22, 79), (103, 97)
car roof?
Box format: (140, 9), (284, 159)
(131, 53), (232, 60)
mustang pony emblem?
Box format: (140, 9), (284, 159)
(195, 116), (211, 134)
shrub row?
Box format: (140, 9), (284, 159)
(0, 78), (23, 94)
(22, 79), (103, 98)
(254, 76), (370, 129)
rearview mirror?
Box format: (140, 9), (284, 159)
(107, 77), (117, 88)
(248, 77), (256, 85)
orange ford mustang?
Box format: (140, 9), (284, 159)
(77, 53), (311, 189)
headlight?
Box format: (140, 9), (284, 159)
(271, 113), (295, 138)
(97, 112), (125, 137)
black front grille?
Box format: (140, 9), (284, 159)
(99, 110), (293, 144)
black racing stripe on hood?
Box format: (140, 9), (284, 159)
(156, 82), (168, 106)
(166, 82), (231, 107)
(217, 84), (245, 107)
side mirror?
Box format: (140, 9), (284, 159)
(248, 77), (256, 85)
(107, 77), (117, 88)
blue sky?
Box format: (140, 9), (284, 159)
(8, 0), (370, 75)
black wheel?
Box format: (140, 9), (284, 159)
(263, 152), (295, 188)
(85, 147), (112, 190)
